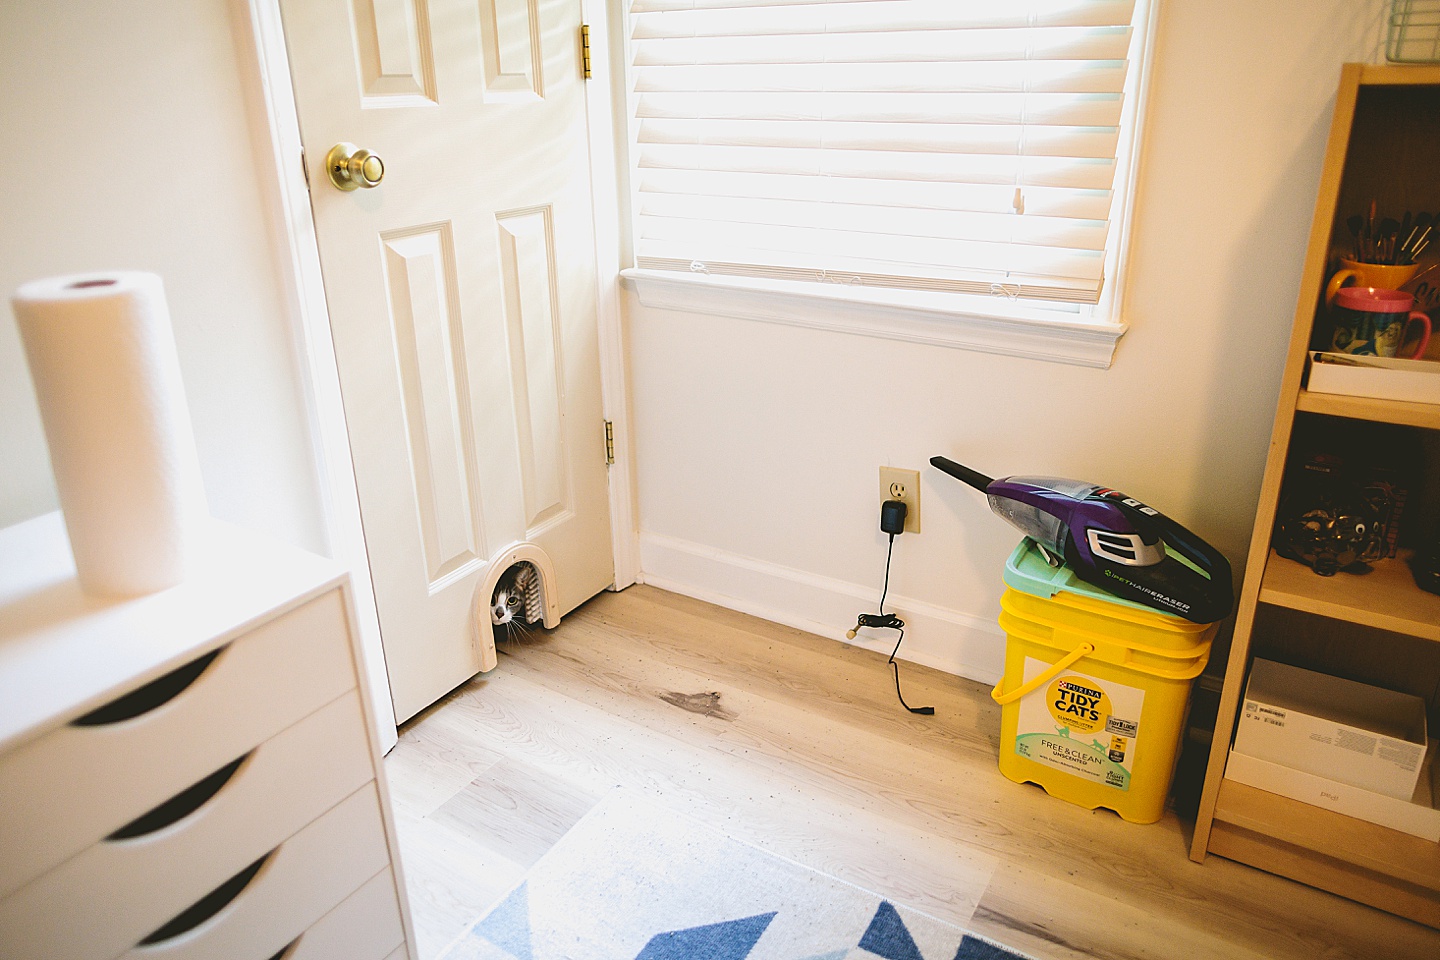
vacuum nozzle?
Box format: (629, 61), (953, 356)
(929, 456), (994, 493)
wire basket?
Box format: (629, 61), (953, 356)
(1388, 0), (1440, 62)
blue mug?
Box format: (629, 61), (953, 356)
(1330, 286), (1431, 358)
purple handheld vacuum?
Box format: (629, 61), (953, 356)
(930, 456), (1233, 624)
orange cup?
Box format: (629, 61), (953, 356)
(1325, 258), (1421, 304)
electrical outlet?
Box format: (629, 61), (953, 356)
(878, 466), (921, 534)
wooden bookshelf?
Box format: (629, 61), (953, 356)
(1259, 551), (1440, 642)
(1295, 390), (1440, 429)
(1189, 64), (1440, 928)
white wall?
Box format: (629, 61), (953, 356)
(0, 0), (1395, 694)
(625, 1), (1391, 682)
(0, 0), (324, 552)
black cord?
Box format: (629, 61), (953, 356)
(871, 533), (934, 716)
(879, 532), (895, 613)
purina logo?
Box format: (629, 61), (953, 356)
(1058, 680), (1103, 701)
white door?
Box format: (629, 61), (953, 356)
(279, 0), (614, 722)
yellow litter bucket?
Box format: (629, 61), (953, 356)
(991, 539), (1216, 823)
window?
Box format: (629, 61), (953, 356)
(620, 0), (1154, 365)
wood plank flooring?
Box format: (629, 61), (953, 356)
(382, 585), (1440, 960)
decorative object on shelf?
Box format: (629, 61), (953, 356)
(1404, 259), (1440, 316)
(1358, 467), (1413, 563)
(1339, 206), (1431, 268)
(9, 272), (207, 597)
(1328, 206), (1436, 332)
(1328, 257), (1422, 296)
(1274, 478), (1383, 576)
(1275, 421), (1419, 575)
(1414, 525), (1440, 595)
(1327, 286), (1431, 359)
(1388, 0), (1440, 63)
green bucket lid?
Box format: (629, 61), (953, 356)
(1003, 537), (1157, 613)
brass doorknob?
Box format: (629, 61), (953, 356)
(325, 142), (385, 191)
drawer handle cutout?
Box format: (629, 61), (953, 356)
(73, 648), (224, 726)
(106, 753), (250, 840)
(137, 850), (273, 946)
(266, 937), (301, 960)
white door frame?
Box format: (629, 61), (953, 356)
(230, 0), (639, 748)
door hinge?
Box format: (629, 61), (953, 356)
(580, 24), (592, 80)
(604, 419), (615, 465)
(300, 148), (309, 189)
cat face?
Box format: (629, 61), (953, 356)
(491, 589), (523, 625)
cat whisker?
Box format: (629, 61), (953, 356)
(496, 616), (537, 654)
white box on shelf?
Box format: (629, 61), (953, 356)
(1234, 659), (1428, 801)
(1305, 351), (1440, 404)
(1225, 746), (1440, 840)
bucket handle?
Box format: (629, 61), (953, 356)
(991, 643), (1095, 705)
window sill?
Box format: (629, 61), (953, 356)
(620, 269), (1127, 368)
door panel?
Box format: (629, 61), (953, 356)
(350, 0), (436, 103)
(379, 223), (488, 584)
(281, 0), (613, 722)
(477, 0), (542, 99)
(496, 206), (566, 529)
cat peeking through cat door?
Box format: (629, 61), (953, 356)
(490, 561), (543, 643)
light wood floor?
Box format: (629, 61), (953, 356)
(382, 585), (1440, 960)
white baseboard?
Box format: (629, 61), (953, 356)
(636, 531), (1006, 686)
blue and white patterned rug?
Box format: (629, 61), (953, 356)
(440, 790), (1031, 960)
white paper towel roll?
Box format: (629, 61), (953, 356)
(12, 271), (208, 596)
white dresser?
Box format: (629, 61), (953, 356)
(0, 513), (417, 960)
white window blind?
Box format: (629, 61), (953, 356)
(625, 0), (1144, 305)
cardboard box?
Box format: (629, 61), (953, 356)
(1225, 746), (1440, 840)
(1306, 352), (1440, 404)
(1234, 660), (1428, 801)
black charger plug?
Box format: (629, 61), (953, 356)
(854, 499), (933, 716)
(880, 498), (907, 535)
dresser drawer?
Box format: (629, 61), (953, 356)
(0, 693), (376, 960)
(0, 589), (357, 897)
(116, 787), (394, 960)
(281, 866), (406, 960)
